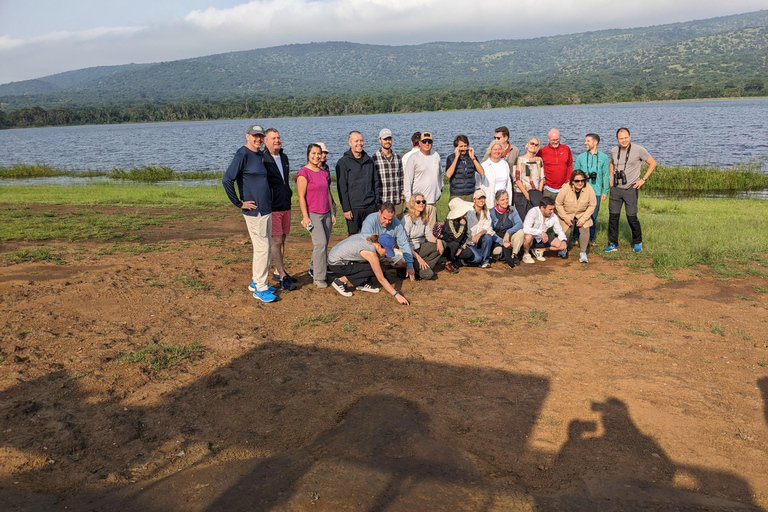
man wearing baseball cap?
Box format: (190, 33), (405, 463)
(373, 128), (405, 219)
(222, 124), (278, 302)
(403, 131), (442, 227)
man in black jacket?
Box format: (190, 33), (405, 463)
(263, 128), (296, 290)
(336, 131), (381, 235)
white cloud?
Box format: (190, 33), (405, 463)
(1, 0), (766, 84)
(0, 35), (24, 51)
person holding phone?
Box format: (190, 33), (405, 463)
(297, 143), (336, 288)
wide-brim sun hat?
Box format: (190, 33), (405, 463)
(446, 198), (474, 220)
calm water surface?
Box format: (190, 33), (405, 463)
(1, 98), (767, 175)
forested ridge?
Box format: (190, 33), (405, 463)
(1, 10), (766, 129)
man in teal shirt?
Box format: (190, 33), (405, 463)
(573, 133), (609, 245)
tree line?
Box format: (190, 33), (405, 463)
(1, 79), (765, 130)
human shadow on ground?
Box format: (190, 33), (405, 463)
(1, 343), (764, 511)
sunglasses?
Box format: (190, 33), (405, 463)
(494, 136), (504, 140)
(528, 142), (540, 146)
(573, 179), (586, 183)
(414, 200), (426, 204)
(420, 139), (432, 144)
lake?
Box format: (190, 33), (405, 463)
(1, 98), (767, 176)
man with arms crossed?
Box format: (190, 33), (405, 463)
(336, 131), (381, 235)
(537, 128), (573, 200)
(604, 127), (657, 253)
(222, 124), (278, 302)
(573, 133), (609, 245)
(521, 196), (568, 264)
(262, 128), (296, 291)
(403, 131), (442, 227)
(373, 128), (405, 219)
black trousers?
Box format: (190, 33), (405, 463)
(328, 261), (374, 287)
(607, 186), (642, 245)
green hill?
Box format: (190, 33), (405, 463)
(1, 9), (766, 126)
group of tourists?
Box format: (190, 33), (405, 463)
(223, 124), (656, 304)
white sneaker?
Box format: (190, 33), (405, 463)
(533, 249), (546, 262)
(332, 278), (353, 297)
(579, 252), (589, 263)
(356, 283), (380, 293)
(522, 253), (535, 264)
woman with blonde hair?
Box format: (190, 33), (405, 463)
(514, 137), (545, 220)
(476, 140), (514, 206)
(402, 193), (441, 279)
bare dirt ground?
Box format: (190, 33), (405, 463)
(1, 205), (767, 511)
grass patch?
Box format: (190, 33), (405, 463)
(468, 316), (487, 324)
(630, 330), (653, 337)
(535, 414), (563, 426)
(220, 256), (250, 265)
(643, 165), (768, 193)
(173, 277), (210, 291)
(651, 346), (669, 354)
(754, 286), (768, 295)
(114, 343), (203, 371)
(528, 309), (548, 322)
(667, 318), (694, 330)
(67, 371), (91, 380)
(758, 362), (768, 367)
(4, 248), (64, 264)
(292, 313), (338, 327)
(710, 323), (726, 336)
(344, 324), (357, 333)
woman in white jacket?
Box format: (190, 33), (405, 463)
(477, 140), (514, 205)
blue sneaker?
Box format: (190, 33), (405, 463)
(633, 243), (643, 252)
(604, 243), (618, 252)
(252, 289), (276, 302)
(249, 281), (276, 293)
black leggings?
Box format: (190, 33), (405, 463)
(328, 262), (375, 287)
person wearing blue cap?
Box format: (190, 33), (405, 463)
(327, 233), (410, 304)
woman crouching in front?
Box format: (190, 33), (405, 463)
(327, 233), (410, 304)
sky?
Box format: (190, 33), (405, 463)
(1, 0), (766, 85)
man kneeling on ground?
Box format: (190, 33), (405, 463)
(327, 233), (410, 304)
(522, 196), (567, 263)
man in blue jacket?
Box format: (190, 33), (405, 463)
(336, 131), (381, 235)
(222, 124), (277, 303)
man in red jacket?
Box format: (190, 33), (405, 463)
(537, 128), (573, 200)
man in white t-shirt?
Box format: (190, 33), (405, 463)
(403, 131), (442, 227)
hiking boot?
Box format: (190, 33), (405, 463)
(273, 272), (297, 283)
(604, 243), (618, 252)
(356, 283), (380, 293)
(252, 289), (277, 302)
(533, 249), (546, 262)
(314, 280), (328, 289)
(522, 253), (535, 264)
(511, 256), (521, 267)
(280, 276), (297, 291)
(444, 261), (460, 274)
(633, 243), (643, 252)
(249, 281), (276, 293)
(579, 252), (589, 263)
(332, 278), (353, 297)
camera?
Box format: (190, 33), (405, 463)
(614, 171), (627, 186)
(588, 172), (597, 182)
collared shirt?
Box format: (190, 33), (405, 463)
(360, 212), (415, 269)
(523, 207), (567, 241)
(373, 148), (403, 204)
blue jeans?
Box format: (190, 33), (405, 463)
(590, 196), (601, 242)
(468, 233), (492, 265)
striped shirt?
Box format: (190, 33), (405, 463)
(373, 148), (403, 204)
